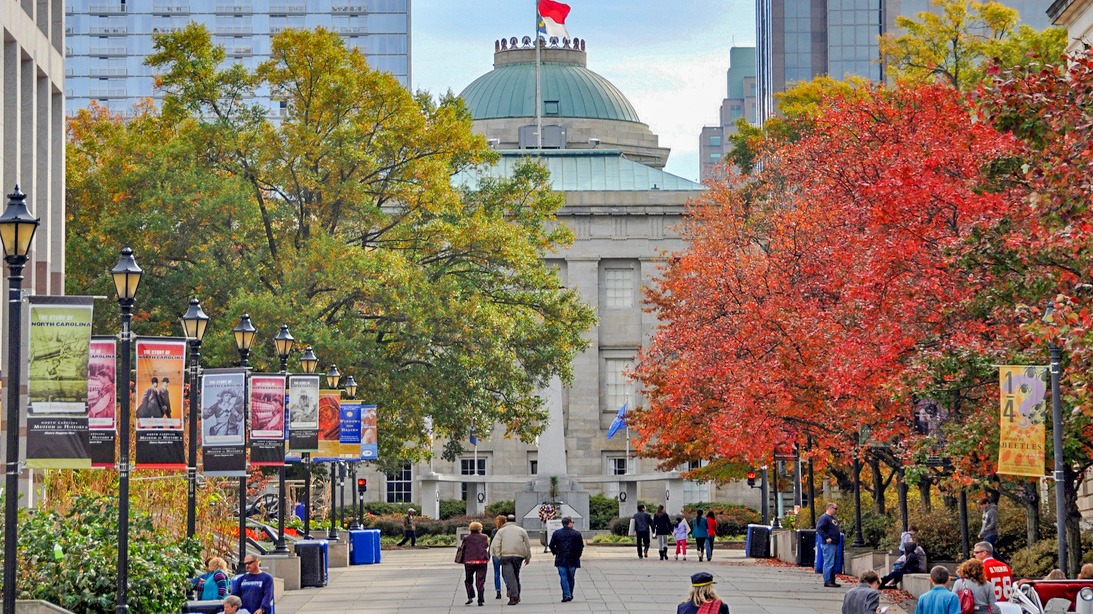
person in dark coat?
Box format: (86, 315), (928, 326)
(461, 521), (491, 606)
(632, 504), (653, 559)
(676, 572), (729, 614)
(548, 516), (585, 603)
(878, 540), (926, 589)
(842, 570), (881, 614)
(653, 505), (674, 560)
(817, 502), (842, 587)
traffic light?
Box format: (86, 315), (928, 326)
(746, 470), (757, 488)
(357, 478), (367, 494)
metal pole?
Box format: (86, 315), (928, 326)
(771, 462), (781, 529)
(115, 296), (133, 614)
(898, 465), (909, 533)
(186, 339), (201, 538)
(760, 466), (769, 526)
(273, 354), (289, 553)
(349, 464), (360, 529)
(338, 463), (346, 530)
(851, 456), (866, 547)
(807, 436), (816, 529)
(328, 463), (339, 541)
(303, 453), (311, 539)
(237, 349), (249, 573)
(2, 253), (25, 614)
(958, 489), (970, 561)
(1050, 343), (1068, 572)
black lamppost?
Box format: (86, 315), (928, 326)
(344, 376), (360, 530)
(110, 246), (142, 614)
(299, 346), (317, 539)
(234, 313), (256, 573)
(851, 455), (866, 548)
(1044, 301), (1068, 572)
(326, 364), (341, 541)
(180, 299), (209, 540)
(272, 324), (294, 554)
(0, 187), (37, 614)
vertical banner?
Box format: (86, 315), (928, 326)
(249, 374), (286, 466)
(88, 337), (117, 467)
(134, 338), (187, 469)
(201, 369), (247, 477)
(26, 297), (94, 468)
(361, 404), (378, 460)
(997, 365), (1048, 477)
(287, 374), (320, 452)
(339, 402), (361, 459)
(314, 389), (342, 461)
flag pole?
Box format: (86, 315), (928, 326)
(625, 393), (631, 474)
(535, 0), (543, 151)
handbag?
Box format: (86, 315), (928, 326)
(957, 586), (975, 614)
(454, 535), (466, 564)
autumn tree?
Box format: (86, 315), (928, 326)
(66, 26), (595, 461)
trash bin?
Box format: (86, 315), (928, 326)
(296, 539), (329, 587)
(813, 532), (844, 575)
(796, 529), (816, 567)
(350, 529), (382, 565)
(294, 502), (305, 520)
(745, 524), (772, 558)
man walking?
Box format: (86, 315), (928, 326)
(548, 516), (584, 603)
(632, 504), (653, 559)
(397, 508), (417, 547)
(232, 555), (274, 614)
(490, 514), (532, 605)
(978, 498), (1002, 562)
(842, 570), (881, 614)
(817, 502), (841, 588)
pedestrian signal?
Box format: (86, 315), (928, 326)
(357, 478), (367, 493)
(746, 470), (757, 488)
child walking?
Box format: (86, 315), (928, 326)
(673, 516), (689, 560)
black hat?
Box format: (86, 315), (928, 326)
(690, 572), (715, 587)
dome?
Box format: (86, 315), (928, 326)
(459, 45), (642, 124)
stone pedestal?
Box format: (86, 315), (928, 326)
(263, 553), (301, 591)
(420, 478), (440, 519)
(465, 481), (487, 516)
(665, 478), (684, 515)
(515, 476), (590, 531)
(328, 539), (350, 568)
(617, 480), (638, 518)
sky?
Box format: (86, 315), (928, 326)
(410, 1), (757, 183)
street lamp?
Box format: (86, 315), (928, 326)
(1044, 300), (1068, 572)
(299, 346), (317, 539)
(110, 246), (142, 614)
(344, 376), (360, 530)
(850, 455), (866, 548)
(180, 298), (209, 540)
(234, 313), (257, 573)
(326, 365), (341, 541)
(272, 324), (293, 554)
(0, 187), (37, 614)
(344, 375), (357, 400)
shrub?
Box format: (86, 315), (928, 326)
(439, 498), (466, 520)
(589, 493), (618, 530)
(486, 499), (515, 517)
(711, 505), (761, 536)
(610, 517), (629, 536)
(360, 501), (418, 516)
(1010, 539), (1059, 579)
(5, 495), (202, 614)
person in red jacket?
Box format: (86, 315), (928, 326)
(974, 541), (1012, 602)
(705, 511), (718, 561)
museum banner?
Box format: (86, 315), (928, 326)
(338, 402), (361, 460)
(360, 404), (378, 460)
(26, 296), (94, 469)
(134, 338), (187, 469)
(314, 389), (343, 461)
(998, 365), (1049, 478)
(249, 374), (286, 466)
(88, 337), (116, 467)
(287, 374), (320, 452)
(201, 369), (247, 477)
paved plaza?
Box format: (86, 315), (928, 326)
(275, 546), (912, 614)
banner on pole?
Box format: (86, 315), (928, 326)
(314, 389), (342, 461)
(88, 337), (116, 467)
(361, 404), (378, 460)
(201, 369), (247, 477)
(249, 374), (286, 466)
(997, 365), (1049, 477)
(26, 296), (94, 468)
(338, 402), (361, 459)
(134, 338), (187, 469)
(287, 374), (319, 452)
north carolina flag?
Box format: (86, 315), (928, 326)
(538, 0), (571, 39)
(606, 403), (627, 440)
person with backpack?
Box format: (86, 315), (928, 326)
(952, 558), (998, 614)
(691, 509), (709, 563)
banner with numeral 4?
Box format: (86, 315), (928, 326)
(997, 365), (1049, 477)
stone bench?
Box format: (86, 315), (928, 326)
(899, 573), (953, 597)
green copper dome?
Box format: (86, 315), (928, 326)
(460, 60), (642, 124)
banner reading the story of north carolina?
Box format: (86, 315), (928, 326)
(360, 404), (378, 460)
(26, 296), (94, 468)
(134, 338), (187, 469)
(998, 365), (1049, 477)
(287, 374), (320, 452)
(314, 389), (343, 461)
(88, 337), (116, 467)
(201, 369), (247, 477)
(249, 374), (286, 466)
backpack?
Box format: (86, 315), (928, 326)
(957, 585), (976, 614)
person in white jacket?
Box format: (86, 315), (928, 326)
(673, 517), (689, 561)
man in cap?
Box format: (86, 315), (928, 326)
(397, 507), (417, 547)
(677, 573), (728, 614)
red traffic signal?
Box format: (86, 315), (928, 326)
(357, 478), (367, 492)
(746, 471), (757, 488)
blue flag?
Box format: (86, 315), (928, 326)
(606, 403), (627, 440)
(469, 429), (478, 446)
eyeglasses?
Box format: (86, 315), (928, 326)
(244, 560), (257, 566)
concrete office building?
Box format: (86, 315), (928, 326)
(64, 0), (410, 116)
(756, 0), (1053, 122)
(1048, 0), (1093, 54)
(699, 46), (757, 183)
(354, 37), (757, 525)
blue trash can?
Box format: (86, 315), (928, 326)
(294, 502), (305, 520)
(295, 539), (329, 587)
(813, 531), (844, 575)
(350, 529), (382, 565)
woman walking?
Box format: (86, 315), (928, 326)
(952, 558), (999, 614)
(704, 511), (718, 562)
(653, 505), (674, 560)
(673, 516), (689, 560)
(460, 522), (491, 606)
(691, 509), (709, 563)
(489, 515), (508, 600)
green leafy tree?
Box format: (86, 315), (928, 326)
(66, 25), (595, 461)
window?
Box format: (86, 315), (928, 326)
(604, 358), (634, 412)
(460, 458), (486, 499)
(709, 135), (722, 147)
(543, 100), (560, 115)
(709, 152), (722, 163)
(610, 457), (627, 476)
(529, 460), (538, 475)
(385, 462), (412, 502)
(683, 460), (710, 503)
(604, 269), (633, 308)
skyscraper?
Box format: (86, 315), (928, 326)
(756, 0), (1052, 122)
(65, 0), (411, 116)
(699, 46), (757, 182)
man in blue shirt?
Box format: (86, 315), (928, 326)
(915, 566), (959, 614)
(232, 555), (274, 614)
(816, 502), (841, 587)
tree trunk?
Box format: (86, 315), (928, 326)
(1066, 469), (1083, 577)
(1021, 482), (1040, 547)
(830, 467), (855, 494)
(919, 480), (932, 512)
(869, 457), (886, 515)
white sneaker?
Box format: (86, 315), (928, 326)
(683, 555), (687, 560)
(675, 555), (679, 560)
